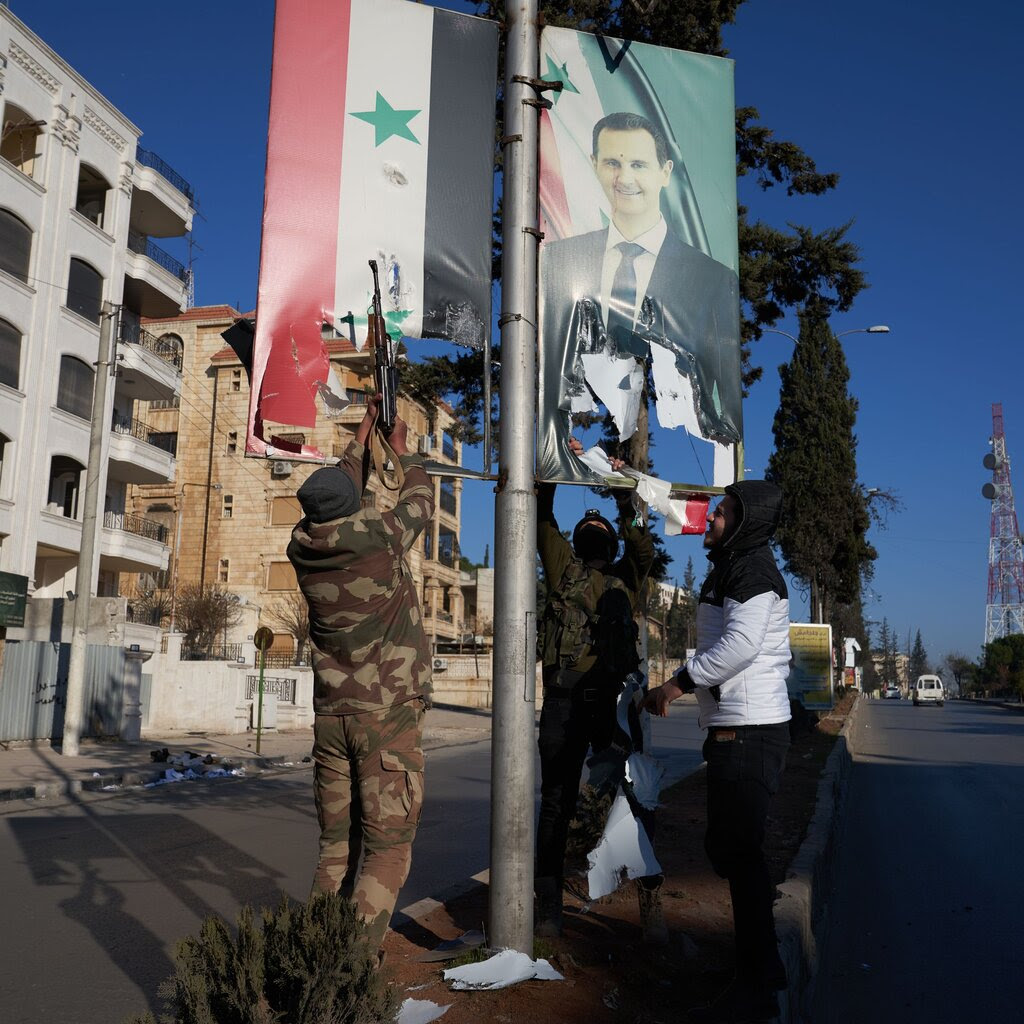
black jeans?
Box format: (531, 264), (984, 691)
(703, 721), (790, 991)
(535, 683), (619, 883)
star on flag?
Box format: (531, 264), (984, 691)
(350, 92), (422, 146)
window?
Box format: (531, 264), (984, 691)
(346, 388), (369, 405)
(442, 431), (457, 461)
(0, 209), (32, 283)
(424, 530), (433, 560)
(0, 103), (43, 178)
(75, 164), (110, 228)
(438, 528), (458, 567)
(47, 456), (84, 518)
(147, 431), (178, 455)
(231, 368), (241, 392)
(226, 431), (237, 453)
(57, 355), (94, 420)
(67, 258), (103, 323)
(0, 318), (22, 389)
(219, 558), (229, 583)
(0, 434), (8, 487)
(271, 496), (302, 526)
(267, 561), (297, 590)
(222, 494), (233, 518)
(440, 478), (457, 516)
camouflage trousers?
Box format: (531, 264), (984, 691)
(311, 697), (426, 950)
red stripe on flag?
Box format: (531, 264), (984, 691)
(539, 108), (573, 243)
(248, 0), (352, 453)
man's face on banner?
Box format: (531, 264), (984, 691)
(591, 127), (673, 236)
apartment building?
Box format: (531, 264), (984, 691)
(124, 305), (467, 658)
(0, 9), (189, 611)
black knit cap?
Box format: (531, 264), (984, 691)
(573, 509), (618, 563)
(296, 467), (360, 523)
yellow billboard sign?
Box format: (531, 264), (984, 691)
(788, 623), (833, 710)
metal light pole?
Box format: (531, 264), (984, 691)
(63, 302), (116, 756)
(489, 0), (539, 953)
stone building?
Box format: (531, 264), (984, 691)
(123, 305), (466, 659)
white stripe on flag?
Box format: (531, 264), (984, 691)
(334, 0), (433, 345)
(541, 28), (608, 239)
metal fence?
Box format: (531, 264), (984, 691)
(0, 642), (125, 742)
(111, 414), (177, 454)
(119, 310), (184, 370)
(259, 652), (310, 669)
(181, 643), (243, 662)
(245, 675), (297, 703)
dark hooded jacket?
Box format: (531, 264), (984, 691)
(685, 480), (792, 728)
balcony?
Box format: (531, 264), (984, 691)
(115, 312), (182, 403)
(108, 414), (176, 484)
(123, 230), (188, 318)
(131, 146), (194, 238)
(100, 510), (169, 573)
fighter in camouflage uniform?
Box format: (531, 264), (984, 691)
(287, 396), (433, 951)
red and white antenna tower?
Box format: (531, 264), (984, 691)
(983, 403), (1024, 643)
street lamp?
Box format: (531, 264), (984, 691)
(762, 324), (890, 343)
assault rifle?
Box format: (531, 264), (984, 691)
(368, 259), (397, 434)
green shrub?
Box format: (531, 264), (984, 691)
(125, 893), (396, 1024)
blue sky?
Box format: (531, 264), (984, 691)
(16, 1), (1024, 666)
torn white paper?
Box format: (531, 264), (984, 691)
(649, 342), (702, 435)
(615, 675), (651, 754)
(577, 445), (629, 481)
(444, 949), (564, 991)
(626, 753), (664, 811)
(586, 791), (662, 900)
(580, 352), (644, 441)
(713, 442), (735, 487)
(315, 362), (351, 418)
(628, 473), (701, 537)
(396, 998), (450, 1024)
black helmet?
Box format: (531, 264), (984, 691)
(572, 508), (618, 563)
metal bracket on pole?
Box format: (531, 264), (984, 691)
(523, 227), (545, 241)
(500, 133), (523, 147)
(511, 74), (564, 93)
(497, 313), (524, 327)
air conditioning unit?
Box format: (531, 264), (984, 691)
(418, 436), (435, 455)
(270, 460), (293, 478)
(432, 657), (448, 671)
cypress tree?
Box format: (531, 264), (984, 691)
(767, 303), (875, 624)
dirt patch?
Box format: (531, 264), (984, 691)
(384, 694), (855, 1023)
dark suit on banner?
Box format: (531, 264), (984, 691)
(538, 226), (742, 483)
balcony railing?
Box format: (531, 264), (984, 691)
(442, 433), (457, 460)
(119, 311), (184, 370)
(128, 229), (188, 282)
(259, 651), (311, 669)
(245, 675), (297, 702)
(111, 414), (177, 455)
(135, 145), (195, 201)
(103, 509), (168, 544)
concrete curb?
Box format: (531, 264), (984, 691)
(774, 697), (861, 1024)
(0, 753), (311, 803)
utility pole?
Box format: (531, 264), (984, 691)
(489, 0), (539, 953)
(62, 301), (116, 756)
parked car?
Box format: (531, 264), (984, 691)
(913, 675), (945, 706)
(884, 685), (901, 700)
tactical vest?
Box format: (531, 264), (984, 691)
(538, 558), (640, 678)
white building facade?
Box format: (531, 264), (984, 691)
(0, 8), (192, 605)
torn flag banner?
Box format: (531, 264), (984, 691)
(248, 0), (498, 456)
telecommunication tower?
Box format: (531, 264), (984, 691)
(982, 403), (1024, 643)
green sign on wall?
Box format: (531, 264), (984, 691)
(0, 572), (28, 628)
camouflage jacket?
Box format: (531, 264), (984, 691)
(287, 439), (434, 715)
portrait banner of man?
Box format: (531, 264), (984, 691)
(537, 26), (742, 486)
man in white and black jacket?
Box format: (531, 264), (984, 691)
(646, 480), (791, 1024)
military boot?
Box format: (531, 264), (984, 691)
(636, 875), (668, 946)
(534, 876), (563, 937)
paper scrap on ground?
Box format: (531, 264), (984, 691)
(626, 753), (665, 811)
(587, 791), (662, 900)
(396, 998), (450, 1024)
(580, 352), (644, 441)
(444, 949), (564, 991)
(649, 342), (702, 435)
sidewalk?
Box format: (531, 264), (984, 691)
(0, 703), (493, 803)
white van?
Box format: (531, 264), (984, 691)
(913, 675), (944, 707)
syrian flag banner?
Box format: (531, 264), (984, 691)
(247, 0), (497, 456)
(536, 26), (741, 489)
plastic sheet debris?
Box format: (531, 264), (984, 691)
(144, 766), (245, 788)
(396, 998), (450, 1024)
(443, 948), (564, 990)
(625, 753), (664, 811)
(586, 791), (662, 900)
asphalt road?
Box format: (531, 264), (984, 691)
(0, 702), (704, 1024)
(811, 697), (1024, 1022)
